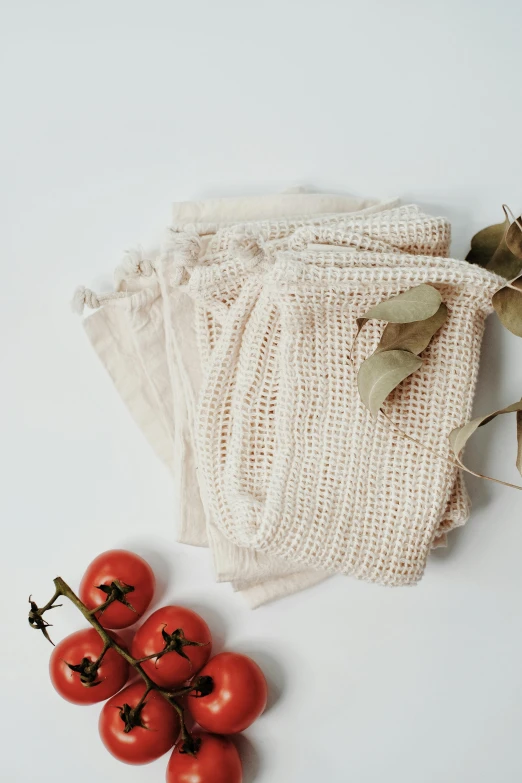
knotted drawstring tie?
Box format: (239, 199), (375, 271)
(167, 229), (203, 267)
(71, 286), (130, 315)
(230, 233), (279, 271)
(159, 228), (204, 286)
(122, 247), (154, 277)
(114, 247), (155, 290)
(73, 246), (157, 316)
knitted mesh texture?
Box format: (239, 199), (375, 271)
(188, 207), (501, 585)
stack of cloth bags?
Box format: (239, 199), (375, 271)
(75, 190), (501, 607)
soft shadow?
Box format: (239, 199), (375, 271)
(233, 734), (261, 783)
(229, 647), (285, 714)
(187, 603), (227, 654)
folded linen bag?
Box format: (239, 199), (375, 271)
(79, 249), (322, 606)
(79, 191), (396, 606)
(189, 205), (460, 549)
(156, 193), (400, 601)
(193, 206), (502, 585)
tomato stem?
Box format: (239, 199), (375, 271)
(28, 577), (204, 749)
(87, 580), (137, 617)
(91, 639), (111, 671)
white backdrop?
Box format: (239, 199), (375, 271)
(2, 2), (522, 782)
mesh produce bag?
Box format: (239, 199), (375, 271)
(194, 206), (502, 585)
(157, 195), (395, 594)
(79, 192), (393, 606)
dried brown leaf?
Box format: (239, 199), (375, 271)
(492, 281), (522, 338)
(375, 303), (448, 356)
(449, 401), (522, 465)
(487, 237), (522, 279)
(466, 220), (506, 267)
(359, 284), (441, 325)
(506, 215), (522, 259)
(357, 350), (422, 418)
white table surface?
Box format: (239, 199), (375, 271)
(2, 2), (522, 781)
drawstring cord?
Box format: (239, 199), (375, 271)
(113, 247), (155, 290)
(71, 286), (131, 315)
(71, 227), (275, 315)
(72, 246), (157, 316)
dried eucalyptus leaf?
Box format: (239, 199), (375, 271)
(375, 303), (448, 356)
(506, 216), (522, 259)
(492, 283), (522, 338)
(357, 350), (422, 418)
(467, 210), (522, 276)
(449, 400), (522, 460)
(359, 284), (441, 324)
(487, 236), (522, 279)
(465, 220), (506, 267)
(517, 411), (522, 476)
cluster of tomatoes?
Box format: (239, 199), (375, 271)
(46, 550), (267, 782)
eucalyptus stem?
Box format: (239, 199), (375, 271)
(380, 410), (522, 491)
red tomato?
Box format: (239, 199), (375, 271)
(49, 628), (129, 705)
(131, 606), (212, 688)
(99, 681), (180, 765)
(166, 732), (242, 783)
(188, 652), (267, 734)
(79, 550), (155, 629)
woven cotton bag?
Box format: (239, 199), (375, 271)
(225, 207), (470, 550)
(79, 268), (176, 472)
(194, 205), (462, 549)
(77, 193), (394, 607)
(179, 201), (399, 588)
(202, 206), (467, 548)
(195, 210), (503, 585)
(154, 194), (394, 599)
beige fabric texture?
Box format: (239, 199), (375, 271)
(82, 191), (392, 606)
(190, 205), (502, 585)
(157, 193), (400, 601)
(76, 193), (500, 603)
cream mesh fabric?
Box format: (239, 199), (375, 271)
(77, 194), (498, 603)
(82, 192), (396, 607)
(157, 197), (398, 592)
(191, 206), (459, 549)
(156, 244), (312, 587)
(171, 201), (401, 588)
(193, 209), (502, 585)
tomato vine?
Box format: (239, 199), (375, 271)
(28, 576), (213, 755)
